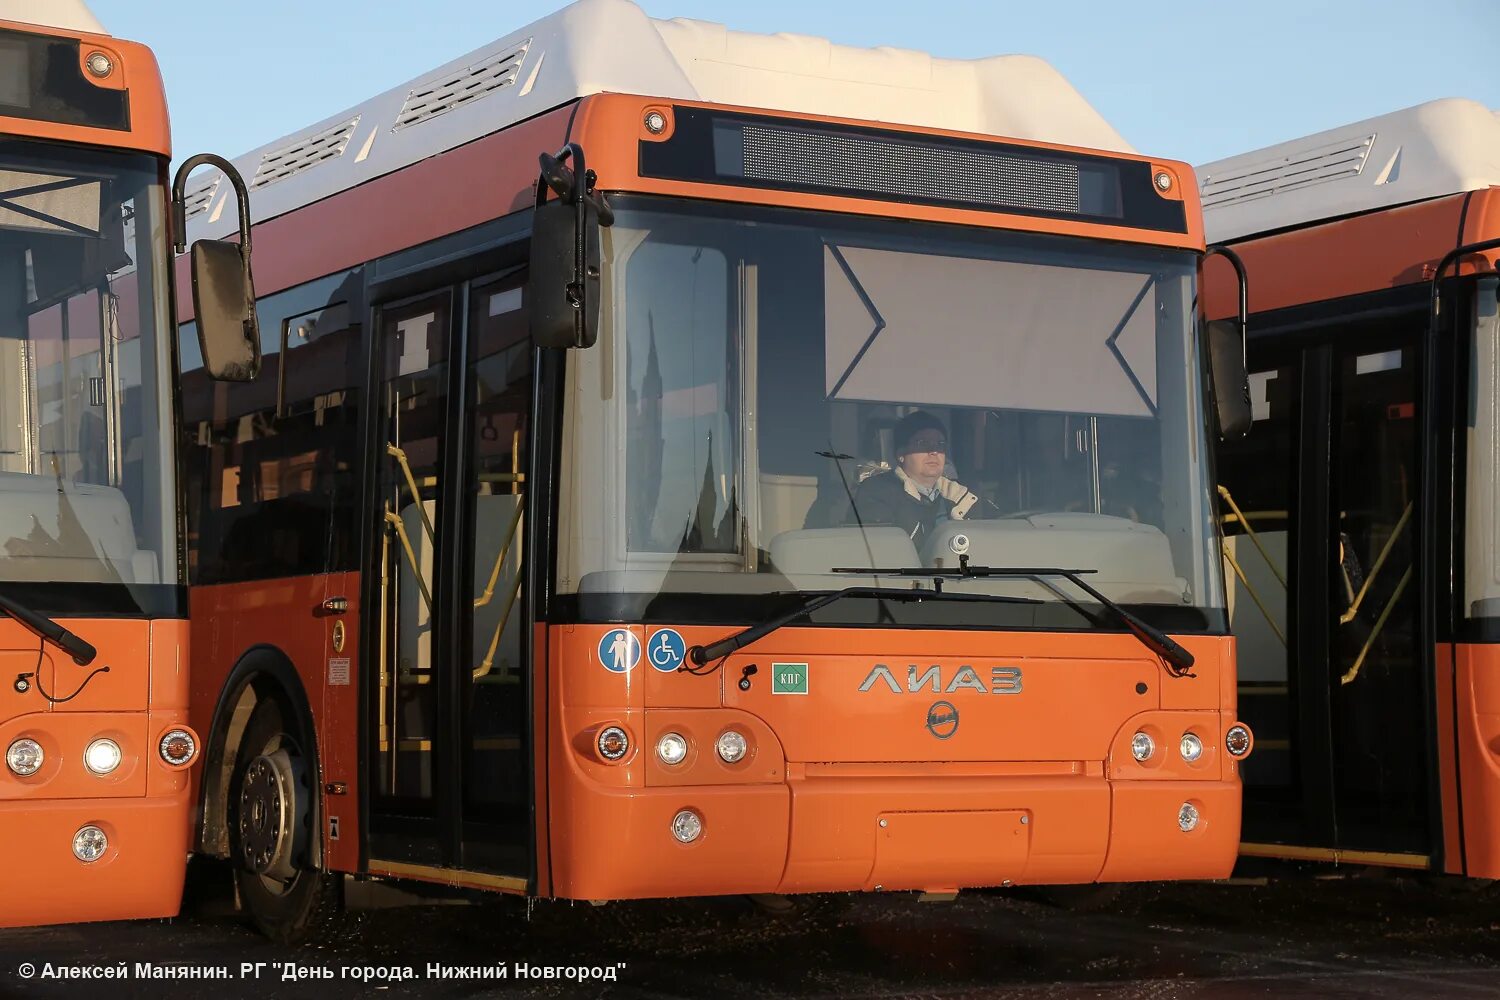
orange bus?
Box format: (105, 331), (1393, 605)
(177, 0), (1253, 942)
(1202, 98), (1500, 876)
(0, 2), (258, 927)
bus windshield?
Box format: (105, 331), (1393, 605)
(559, 196), (1224, 632)
(0, 140), (177, 608)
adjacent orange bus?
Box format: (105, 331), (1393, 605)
(177, 0), (1253, 942)
(1202, 98), (1500, 876)
(0, 2), (257, 927)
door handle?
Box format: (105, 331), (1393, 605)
(321, 596), (349, 615)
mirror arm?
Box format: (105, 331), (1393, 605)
(1204, 244), (1248, 369)
(1428, 236), (1500, 338)
(170, 154), (254, 257)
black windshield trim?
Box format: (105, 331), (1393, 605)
(0, 582), (185, 619)
(552, 592), (1226, 636)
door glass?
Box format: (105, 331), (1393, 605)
(1218, 361), (1298, 831)
(459, 272), (531, 829)
(375, 292), (451, 807)
(1330, 342), (1424, 849)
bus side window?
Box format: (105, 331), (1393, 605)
(181, 274), (364, 584)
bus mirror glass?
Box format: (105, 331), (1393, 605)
(190, 238), (261, 382)
(1207, 318), (1250, 440)
(529, 197), (601, 349)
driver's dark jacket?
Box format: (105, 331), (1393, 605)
(849, 470), (987, 543)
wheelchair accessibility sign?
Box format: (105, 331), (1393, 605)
(598, 629), (642, 673)
(648, 628), (687, 672)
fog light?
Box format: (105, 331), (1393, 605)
(1225, 724), (1252, 758)
(72, 825), (108, 863)
(716, 730), (748, 763)
(671, 809), (702, 843)
(1179, 733), (1204, 764)
(597, 726), (630, 762)
(1178, 801), (1200, 833)
(84, 738), (122, 775)
(656, 732), (688, 766)
(6, 738), (43, 776)
(159, 729), (197, 767)
(1130, 731), (1155, 762)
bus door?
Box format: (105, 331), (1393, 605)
(365, 269), (534, 885)
(1220, 318), (1430, 863)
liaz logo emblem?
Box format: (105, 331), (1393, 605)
(772, 662), (808, 695)
(858, 664), (1023, 695)
(926, 700), (959, 740)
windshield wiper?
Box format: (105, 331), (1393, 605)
(0, 593), (97, 665)
(686, 586), (1040, 666)
(829, 561), (1195, 677)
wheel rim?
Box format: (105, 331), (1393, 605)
(238, 748), (302, 884)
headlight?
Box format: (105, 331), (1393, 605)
(1130, 731), (1155, 762)
(72, 825), (108, 863)
(671, 809), (703, 843)
(597, 726), (630, 762)
(84, 738), (122, 776)
(656, 732), (688, 765)
(1178, 801), (1200, 833)
(6, 738), (43, 776)
(1179, 733), (1204, 764)
(159, 729), (197, 767)
(716, 730), (748, 763)
(1225, 724), (1252, 758)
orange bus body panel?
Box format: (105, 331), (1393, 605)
(545, 624), (1239, 899)
(0, 619), (195, 928)
(177, 94), (1204, 324)
(0, 20), (170, 158)
(189, 575), (361, 873)
(1454, 642), (1500, 879)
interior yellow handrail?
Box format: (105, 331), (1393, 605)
(1220, 541), (1287, 646)
(474, 495), (525, 609)
(387, 443), (435, 545)
(1217, 485), (1287, 588)
(384, 509), (432, 611)
(1339, 501), (1414, 625)
(1341, 565), (1414, 685)
(472, 573), (525, 683)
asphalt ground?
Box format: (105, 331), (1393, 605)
(3, 866), (1500, 999)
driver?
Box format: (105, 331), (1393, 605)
(850, 410), (990, 542)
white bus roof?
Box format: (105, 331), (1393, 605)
(0, 1), (106, 34)
(1199, 98), (1500, 243)
(185, 0), (1132, 243)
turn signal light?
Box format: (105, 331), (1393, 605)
(597, 726), (630, 762)
(159, 729), (198, 767)
(671, 809), (703, 843)
(1225, 724), (1252, 758)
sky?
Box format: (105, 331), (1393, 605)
(88, 0), (1499, 171)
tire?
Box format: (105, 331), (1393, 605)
(228, 696), (342, 945)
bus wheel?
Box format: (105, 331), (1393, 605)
(229, 697), (341, 944)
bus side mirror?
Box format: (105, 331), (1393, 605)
(190, 239), (260, 381)
(1208, 319), (1251, 440)
(529, 144), (611, 350)
(172, 154), (260, 382)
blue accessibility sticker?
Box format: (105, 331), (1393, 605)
(648, 628), (687, 672)
(598, 629), (641, 673)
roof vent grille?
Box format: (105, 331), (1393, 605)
(393, 41), (530, 132)
(181, 178), (220, 220)
(251, 116), (361, 190)
(1201, 132), (1377, 208)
